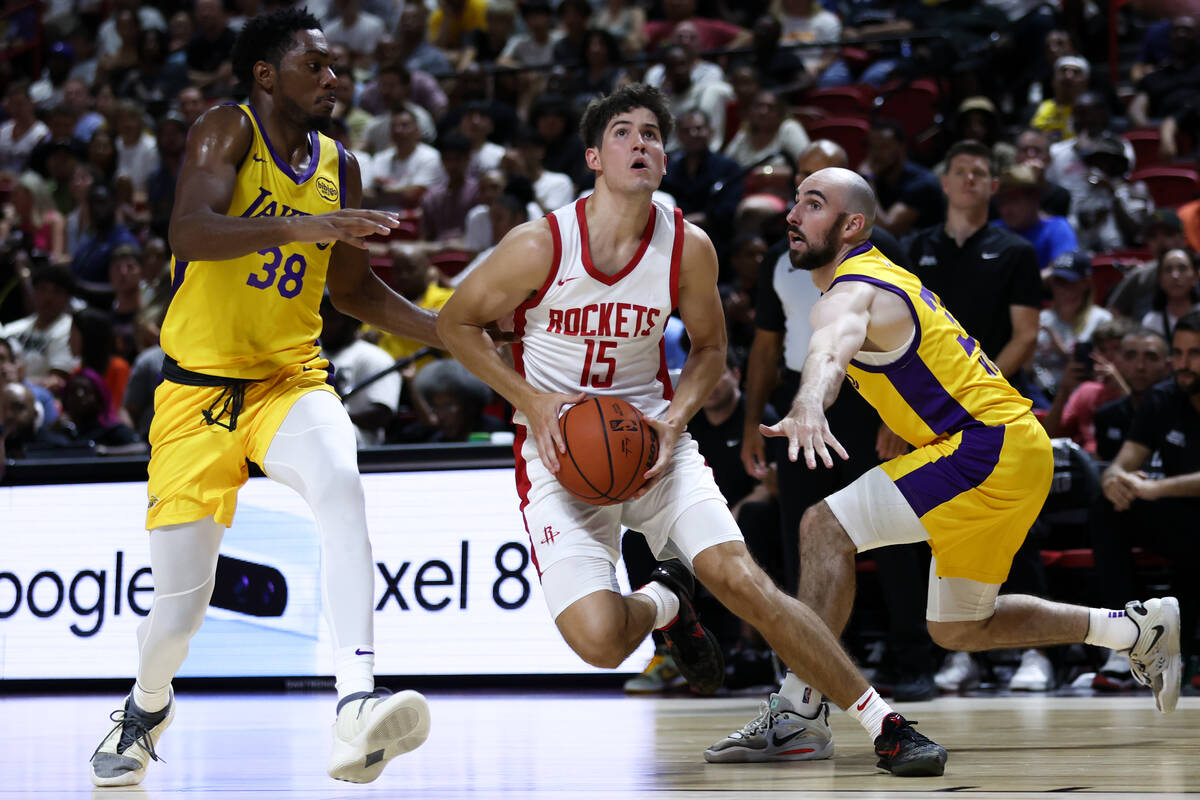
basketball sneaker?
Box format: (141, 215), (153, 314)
(624, 646), (686, 693)
(934, 651), (981, 692)
(873, 712), (947, 777)
(90, 690), (175, 787)
(1125, 597), (1182, 713)
(1008, 649), (1055, 692)
(1092, 649), (1137, 692)
(650, 561), (724, 695)
(704, 694), (834, 763)
(328, 688), (431, 783)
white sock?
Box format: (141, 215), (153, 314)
(334, 646), (375, 702)
(778, 671), (824, 717)
(847, 686), (895, 740)
(1085, 608), (1138, 651)
(633, 581), (680, 630)
(132, 681), (172, 714)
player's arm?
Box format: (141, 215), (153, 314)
(764, 281), (874, 468)
(992, 304), (1039, 378)
(741, 327), (783, 478)
(326, 152), (440, 347)
(1100, 440), (1153, 511)
(643, 222), (727, 482)
(168, 106), (402, 263)
(437, 219), (585, 472)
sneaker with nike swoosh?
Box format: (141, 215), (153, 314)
(1126, 596), (1182, 713)
(704, 694), (834, 763)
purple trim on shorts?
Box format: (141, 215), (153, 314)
(893, 424), (1006, 517)
(247, 104), (320, 185)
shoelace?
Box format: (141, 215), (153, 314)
(735, 700), (776, 737)
(91, 707), (165, 763)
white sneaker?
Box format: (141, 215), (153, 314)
(1009, 649), (1055, 691)
(328, 689), (431, 783)
(1093, 649), (1136, 691)
(934, 651), (981, 692)
(90, 690), (175, 787)
(1126, 597), (1182, 713)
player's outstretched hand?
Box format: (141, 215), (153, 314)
(526, 390), (587, 474)
(760, 406), (848, 469)
(293, 209), (404, 249)
(631, 416), (682, 500)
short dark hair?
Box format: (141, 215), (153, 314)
(870, 117), (907, 143)
(378, 61), (412, 83)
(1175, 309), (1200, 336)
(579, 84), (673, 149)
(30, 264), (75, 294)
(436, 132), (472, 155)
(944, 140), (995, 176)
(232, 7), (322, 90)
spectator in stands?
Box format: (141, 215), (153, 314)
(1033, 251), (1114, 400)
(0, 379), (67, 458)
(372, 247), (454, 363)
(454, 188), (531, 288)
(594, 0), (646, 53)
(186, 0), (236, 97)
(644, 22), (724, 91)
(1142, 248), (1200, 342)
(723, 90), (809, 170)
(329, 66), (372, 150)
(98, 7), (143, 84)
(60, 79), (105, 146)
(1108, 210), (1190, 321)
(70, 183), (139, 287)
(571, 28), (624, 106)
(118, 28), (189, 118)
(1, 264), (77, 381)
(658, 45), (733, 152)
(863, 118), (944, 237)
(406, 357), (502, 443)
(498, 0), (559, 69)
(719, 233), (767, 355)
(0, 336), (59, 430)
(994, 163), (1078, 270)
(530, 97), (589, 190)
(396, 2), (452, 76)
(113, 101), (159, 199)
(429, 0), (490, 55)
(505, 128), (575, 214)
(145, 111), (188, 240)
(1129, 16), (1200, 129)
(0, 81), (49, 173)
(70, 306), (131, 418)
(50, 367), (140, 450)
(318, 295), (400, 447)
(367, 109), (446, 211)
(1029, 56), (1090, 143)
(1094, 327), (1170, 463)
(643, 0), (751, 53)
(460, 0), (517, 68)
(62, 162), (95, 251)
(1092, 310), (1200, 686)
(107, 242), (143, 365)
(1132, 18), (1175, 84)
(905, 140), (1042, 388)
(5, 172), (68, 264)
(1068, 135), (1153, 254)
(176, 87), (208, 128)
(422, 133), (479, 243)
(661, 109), (743, 253)
(28, 41), (76, 113)
(325, 0), (386, 60)
(1013, 127), (1072, 218)
(363, 63), (437, 152)
(551, 0), (593, 69)
(773, 0), (839, 86)
(727, 15), (808, 92)
(1046, 92), (1137, 214)
(1042, 317), (1134, 454)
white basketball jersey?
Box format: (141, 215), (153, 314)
(513, 197), (682, 426)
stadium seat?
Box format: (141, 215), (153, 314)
(1123, 128), (1192, 168)
(1129, 166), (1200, 208)
(804, 116), (871, 168)
(803, 84), (876, 117)
(429, 249), (473, 279)
(874, 77), (942, 141)
(743, 165), (795, 200)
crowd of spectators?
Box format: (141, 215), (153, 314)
(2, 0), (1199, 696)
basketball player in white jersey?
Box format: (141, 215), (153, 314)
(439, 85), (943, 774)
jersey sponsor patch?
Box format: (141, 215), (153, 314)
(316, 175), (339, 203)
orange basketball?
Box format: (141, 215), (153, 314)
(556, 397), (659, 505)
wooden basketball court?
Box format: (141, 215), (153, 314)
(6, 690), (1197, 798)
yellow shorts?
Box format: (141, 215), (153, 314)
(880, 414), (1054, 584)
(145, 363), (337, 529)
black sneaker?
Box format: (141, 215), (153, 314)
(893, 671), (939, 702)
(650, 560), (724, 695)
(873, 712), (947, 776)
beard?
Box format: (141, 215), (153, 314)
(280, 93), (333, 133)
(1176, 370), (1200, 395)
(788, 213), (846, 272)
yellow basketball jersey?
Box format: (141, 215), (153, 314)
(160, 104), (344, 379)
(832, 244), (1033, 447)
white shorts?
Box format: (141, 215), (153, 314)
(517, 432), (741, 617)
(826, 466), (999, 623)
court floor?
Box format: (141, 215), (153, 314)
(3, 690), (1197, 799)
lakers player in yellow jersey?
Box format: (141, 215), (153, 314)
(709, 168), (1183, 773)
(91, 9), (439, 787)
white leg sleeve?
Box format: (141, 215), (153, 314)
(262, 390), (374, 657)
(136, 517), (224, 702)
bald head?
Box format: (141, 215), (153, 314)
(804, 167), (876, 243)
(796, 140), (848, 181)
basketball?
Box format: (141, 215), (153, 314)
(555, 397), (659, 505)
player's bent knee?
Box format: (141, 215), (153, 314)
(927, 619), (990, 652)
(555, 593), (635, 669)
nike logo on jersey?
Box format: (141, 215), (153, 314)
(981, 252), (1000, 260)
(557, 276), (581, 285)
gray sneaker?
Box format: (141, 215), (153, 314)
(90, 691), (175, 787)
(704, 694), (834, 763)
(1126, 597), (1182, 713)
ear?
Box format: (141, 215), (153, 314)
(584, 145), (601, 172)
(988, 177), (999, 197)
(254, 60), (274, 92)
